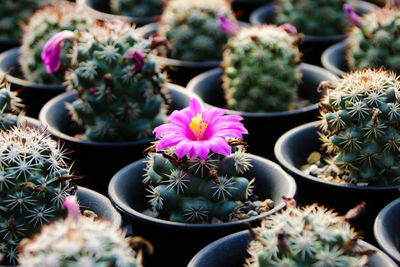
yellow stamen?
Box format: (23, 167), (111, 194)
(189, 113), (208, 140)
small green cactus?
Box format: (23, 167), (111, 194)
(157, 0), (238, 61)
(20, 2), (94, 84)
(318, 68), (400, 186)
(0, 77), (25, 130)
(275, 0), (347, 36)
(0, 126), (75, 265)
(221, 24), (302, 112)
(246, 199), (370, 267)
(110, 0), (164, 18)
(0, 0), (52, 39)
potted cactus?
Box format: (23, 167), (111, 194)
(189, 199), (397, 267)
(322, 1), (400, 77)
(250, 0), (377, 66)
(108, 97), (297, 266)
(0, 1), (95, 118)
(274, 68), (400, 244)
(187, 24), (337, 157)
(39, 20), (201, 195)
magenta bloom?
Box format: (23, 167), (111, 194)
(217, 14), (239, 35)
(41, 30), (76, 73)
(63, 195), (80, 222)
(124, 48), (145, 72)
(153, 98), (248, 160)
(344, 4), (362, 27)
(281, 24), (297, 35)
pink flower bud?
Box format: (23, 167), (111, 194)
(42, 30), (76, 73)
(63, 195), (80, 222)
(124, 49), (145, 72)
(217, 14), (239, 35)
(344, 4), (362, 27)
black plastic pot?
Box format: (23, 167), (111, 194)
(186, 63), (337, 159)
(321, 41), (348, 77)
(108, 154), (297, 267)
(0, 38), (20, 54)
(231, 0), (271, 22)
(188, 230), (397, 267)
(249, 1), (376, 66)
(374, 198), (400, 265)
(274, 121), (400, 245)
(0, 47), (66, 118)
(39, 84), (201, 196)
(82, 0), (158, 26)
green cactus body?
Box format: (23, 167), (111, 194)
(20, 2), (94, 84)
(222, 25), (302, 112)
(157, 0), (237, 61)
(0, 0), (52, 39)
(18, 213), (142, 266)
(144, 145), (257, 223)
(110, 0), (163, 18)
(0, 127), (74, 265)
(0, 79), (25, 130)
(64, 21), (167, 141)
(318, 69), (400, 186)
(275, 0), (347, 36)
(247, 204), (368, 266)
(346, 8), (400, 73)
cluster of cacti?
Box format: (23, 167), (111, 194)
(247, 199), (370, 266)
(275, 0), (347, 36)
(318, 68), (400, 186)
(157, 0), (238, 61)
(110, 0), (164, 18)
(221, 24), (302, 112)
(0, 126), (75, 265)
(346, 6), (400, 73)
(18, 196), (145, 267)
(20, 2), (94, 84)
(61, 20), (168, 141)
(0, 0), (52, 39)
(0, 77), (24, 130)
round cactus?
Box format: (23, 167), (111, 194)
(221, 24), (302, 112)
(157, 0), (238, 61)
(346, 6), (400, 73)
(20, 2), (94, 85)
(110, 0), (164, 18)
(0, 126), (75, 265)
(275, 0), (347, 36)
(318, 68), (400, 186)
(0, 77), (25, 130)
(0, 0), (52, 39)
(18, 196), (146, 267)
(246, 200), (370, 266)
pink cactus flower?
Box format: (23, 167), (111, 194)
(124, 49), (145, 72)
(281, 24), (297, 35)
(63, 195), (80, 222)
(153, 98), (248, 160)
(344, 4), (362, 27)
(217, 14), (239, 35)
(41, 30), (76, 73)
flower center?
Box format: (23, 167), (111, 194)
(189, 113), (208, 140)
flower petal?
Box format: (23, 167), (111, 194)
(194, 141), (211, 160)
(208, 137), (231, 156)
(175, 138), (194, 159)
(156, 134), (184, 151)
(189, 98), (202, 115)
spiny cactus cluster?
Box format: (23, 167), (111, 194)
(275, 0), (347, 36)
(346, 7), (400, 73)
(20, 2), (94, 84)
(0, 78), (24, 130)
(144, 145), (259, 223)
(0, 0), (52, 39)
(18, 196), (145, 267)
(0, 126), (75, 265)
(110, 0), (164, 18)
(157, 0), (238, 61)
(222, 24), (302, 112)
(318, 68), (400, 186)
(63, 21), (168, 141)
(247, 199), (370, 266)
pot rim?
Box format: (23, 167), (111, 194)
(321, 41), (347, 77)
(274, 120), (400, 191)
(108, 153), (297, 229)
(186, 63), (337, 118)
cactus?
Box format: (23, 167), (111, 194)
(275, 0), (347, 36)
(110, 0), (163, 18)
(0, 126), (75, 265)
(157, 0), (238, 61)
(44, 20), (168, 141)
(318, 68), (400, 186)
(20, 2), (94, 84)
(18, 195), (147, 267)
(221, 24), (302, 112)
(0, 77), (25, 130)
(246, 199), (371, 266)
(0, 0), (52, 39)
(345, 5), (400, 73)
